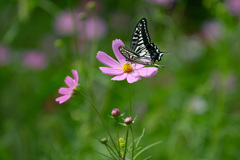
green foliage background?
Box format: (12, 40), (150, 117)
(0, 0), (240, 159)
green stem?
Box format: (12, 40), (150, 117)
(130, 126), (134, 160)
(106, 144), (118, 159)
(80, 93), (120, 157)
(128, 83), (132, 116)
(69, 8), (80, 59)
(106, 147), (117, 160)
(116, 118), (121, 156)
(123, 126), (130, 160)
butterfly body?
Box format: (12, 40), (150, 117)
(119, 18), (167, 68)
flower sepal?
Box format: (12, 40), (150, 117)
(109, 111), (125, 119)
(71, 84), (81, 96)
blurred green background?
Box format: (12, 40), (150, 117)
(0, 0), (240, 159)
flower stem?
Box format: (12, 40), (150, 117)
(106, 146), (117, 160)
(116, 118), (120, 155)
(80, 92), (120, 157)
(130, 126), (134, 160)
(123, 126), (130, 160)
(128, 83), (132, 116)
(69, 5), (80, 59)
(106, 144), (118, 159)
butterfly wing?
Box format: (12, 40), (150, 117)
(119, 46), (153, 66)
(130, 18), (152, 59)
(119, 46), (139, 61)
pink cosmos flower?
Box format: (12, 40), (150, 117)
(84, 17), (106, 40)
(226, 0), (240, 17)
(23, 51), (48, 70)
(0, 44), (10, 66)
(200, 20), (222, 42)
(54, 10), (107, 40)
(146, 0), (175, 7)
(56, 70), (79, 104)
(96, 39), (158, 83)
(54, 11), (77, 35)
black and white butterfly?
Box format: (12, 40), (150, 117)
(119, 18), (168, 68)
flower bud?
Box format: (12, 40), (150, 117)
(78, 12), (86, 21)
(111, 108), (120, 117)
(86, 1), (96, 11)
(119, 138), (125, 147)
(124, 117), (133, 125)
(54, 39), (63, 48)
(100, 137), (108, 145)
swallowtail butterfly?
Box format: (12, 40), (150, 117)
(119, 18), (168, 68)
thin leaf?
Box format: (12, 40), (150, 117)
(133, 141), (162, 160)
(143, 156), (152, 160)
(128, 128), (144, 149)
(95, 150), (115, 160)
(136, 128), (145, 148)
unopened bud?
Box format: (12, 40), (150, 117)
(54, 39), (63, 48)
(86, 1), (96, 11)
(111, 108), (120, 117)
(119, 138), (125, 147)
(124, 117), (133, 125)
(100, 137), (108, 144)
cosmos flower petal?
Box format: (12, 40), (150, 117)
(64, 76), (75, 88)
(56, 95), (71, 104)
(99, 67), (124, 75)
(72, 69), (79, 83)
(127, 73), (142, 83)
(111, 73), (128, 81)
(137, 67), (158, 77)
(112, 39), (127, 64)
(58, 87), (72, 95)
(133, 63), (145, 69)
(96, 51), (122, 68)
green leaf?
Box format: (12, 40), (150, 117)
(133, 141), (162, 160)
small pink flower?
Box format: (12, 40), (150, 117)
(96, 39), (158, 83)
(56, 70), (79, 104)
(54, 11), (79, 35)
(200, 20), (222, 42)
(146, 0), (175, 7)
(23, 51), (47, 70)
(226, 0), (240, 17)
(84, 17), (106, 40)
(0, 44), (10, 66)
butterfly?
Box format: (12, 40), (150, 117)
(119, 18), (168, 68)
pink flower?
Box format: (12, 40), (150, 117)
(23, 51), (48, 70)
(56, 70), (79, 104)
(226, 0), (240, 17)
(200, 20), (223, 42)
(54, 11), (77, 35)
(96, 39), (158, 83)
(0, 44), (10, 66)
(146, 0), (175, 7)
(84, 17), (106, 40)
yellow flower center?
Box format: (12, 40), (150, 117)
(122, 62), (133, 73)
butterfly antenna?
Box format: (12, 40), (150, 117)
(161, 51), (170, 54)
(154, 64), (164, 68)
